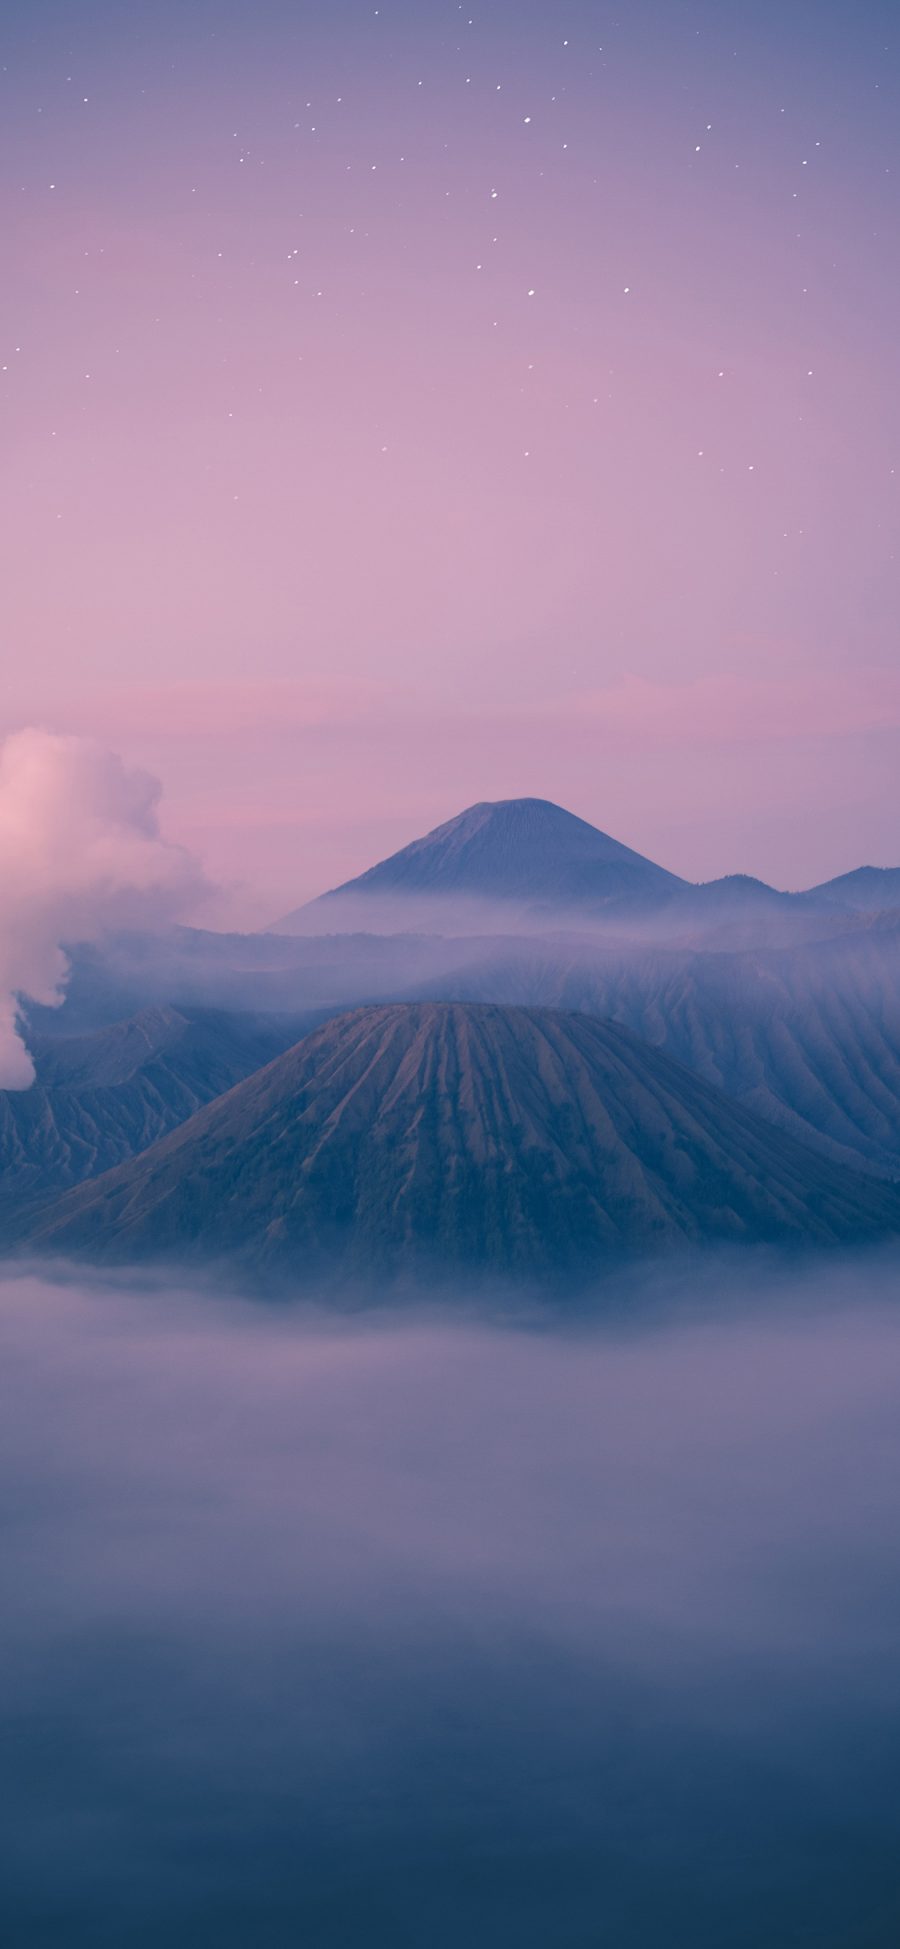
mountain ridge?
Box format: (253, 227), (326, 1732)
(0, 1005), (306, 1212)
(274, 796), (900, 937)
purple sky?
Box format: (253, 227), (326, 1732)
(2, 1), (898, 923)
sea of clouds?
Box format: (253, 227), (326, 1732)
(2, 1256), (900, 1947)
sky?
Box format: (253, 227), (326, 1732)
(1, 0), (899, 923)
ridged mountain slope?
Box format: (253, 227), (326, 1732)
(0, 1005), (302, 1211)
(14, 1003), (900, 1278)
(407, 927), (900, 1177)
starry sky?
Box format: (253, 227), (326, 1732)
(2, 0), (899, 921)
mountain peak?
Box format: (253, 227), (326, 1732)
(275, 797), (684, 932)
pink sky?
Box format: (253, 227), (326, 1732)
(2, 1), (898, 923)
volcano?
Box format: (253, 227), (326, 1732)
(276, 798), (686, 932)
(14, 1002), (900, 1281)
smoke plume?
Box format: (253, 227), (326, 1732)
(0, 728), (204, 1086)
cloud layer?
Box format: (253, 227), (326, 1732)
(2, 1260), (900, 1945)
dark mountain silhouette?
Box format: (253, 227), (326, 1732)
(0, 1005), (305, 1213)
(13, 1003), (900, 1280)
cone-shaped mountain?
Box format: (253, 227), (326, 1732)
(278, 798), (685, 929)
(15, 1002), (900, 1280)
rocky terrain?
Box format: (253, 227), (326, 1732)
(0, 1005), (303, 1213)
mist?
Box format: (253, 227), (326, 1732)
(3, 1258), (900, 1947)
(274, 884), (845, 954)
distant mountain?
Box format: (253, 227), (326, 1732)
(807, 866), (900, 913)
(276, 798), (687, 933)
(682, 874), (799, 915)
(0, 1005), (304, 1213)
(274, 796), (900, 940)
(13, 1003), (900, 1280)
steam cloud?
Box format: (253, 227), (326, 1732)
(0, 728), (204, 1086)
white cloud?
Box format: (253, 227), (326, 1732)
(0, 728), (205, 1086)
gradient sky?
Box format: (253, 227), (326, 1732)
(2, 0), (898, 922)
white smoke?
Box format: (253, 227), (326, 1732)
(0, 728), (205, 1087)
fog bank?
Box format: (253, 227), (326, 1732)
(2, 1260), (900, 1946)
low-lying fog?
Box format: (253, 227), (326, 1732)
(3, 1258), (900, 1947)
